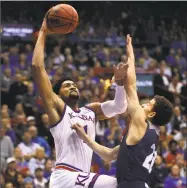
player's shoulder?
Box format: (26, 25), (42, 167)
(81, 105), (96, 115)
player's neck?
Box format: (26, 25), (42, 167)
(67, 102), (79, 111)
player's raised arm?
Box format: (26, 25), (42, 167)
(87, 63), (128, 120)
(32, 20), (64, 125)
(72, 123), (120, 162)
(124, 35), (146, 125)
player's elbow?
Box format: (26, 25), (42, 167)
(32, 60), (44, 69)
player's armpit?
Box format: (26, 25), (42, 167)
(125, 85), (146, 127)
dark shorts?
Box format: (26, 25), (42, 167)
(117, 181), (149, 188)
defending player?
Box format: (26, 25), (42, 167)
(32, 19), (128, 188)
(72, 35), (173, 188)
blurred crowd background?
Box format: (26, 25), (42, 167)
(1, 2), (187, 188)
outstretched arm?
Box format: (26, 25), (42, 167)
(72, 123), (120, 162)
(87, 63), (128, 120)
(124, 35), (146, 126)
(32, 20), (64, 126)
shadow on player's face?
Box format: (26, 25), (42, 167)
(141, 98), (156, 119)
(59, 80), (80, 100)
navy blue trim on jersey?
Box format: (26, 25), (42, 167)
(49, 105), (67, 129)
(88, 174), (100, 188)
(71, 108), (81, 113)
(56, 162), (83, 172)
(84, 106), (96, 115)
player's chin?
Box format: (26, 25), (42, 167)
(69, 93), (80, 100)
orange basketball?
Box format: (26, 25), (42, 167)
(46, 4), (79, 34)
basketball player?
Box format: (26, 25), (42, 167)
(32, 20), (129, 188)
(72, 35), (173, 188)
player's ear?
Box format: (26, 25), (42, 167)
(148, 112), (156, 118)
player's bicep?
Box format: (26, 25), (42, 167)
(86, 102), (107, 120)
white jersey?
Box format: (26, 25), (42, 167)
(49, 104), (96, 173)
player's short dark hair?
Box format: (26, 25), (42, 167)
(151, 95), (173, 126)
(53, 77), (75, 95)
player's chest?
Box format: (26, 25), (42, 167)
(67, 111), (95, 125)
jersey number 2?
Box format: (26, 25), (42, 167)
(142, 144), (157, 173)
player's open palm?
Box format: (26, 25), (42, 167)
(113, 62), (129, 81)
(72, 123), (88, 142)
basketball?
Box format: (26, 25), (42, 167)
(46, 4), (79, 34)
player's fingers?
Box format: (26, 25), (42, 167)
(123, 63), (129, 69)
(113, 65), (118, 72)
(119, 62), (124, 69)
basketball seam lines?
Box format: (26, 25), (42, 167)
(49, 14), (78, 23)
(60, 6), (73, 17)
(68, 7), (73, 33)
(50, 23), (71, 28)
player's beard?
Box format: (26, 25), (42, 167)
(61, 92), (80, 108)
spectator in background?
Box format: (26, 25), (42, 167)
(173, 123), (187, 143)
(0, 127), (14, 165)
(26, 116), (36, 127)
(38, 113), (54, 148)
(154, 63), (170, 96)
(176, 49), (187, 74)
(0, 174), (5, 187)
(23, 177), (34, 188)
(149, 155), (169, 188)
(171, 106), (185, 133)
(104, 117), (121, 148)
(43, 159), (53, 181)
(21, 82), (37, 115)
(9, 45), (19, 65)
(4, 182), (14, 188)
(28, 126), (51, 157)
(4, 157), (18, 186)
(13, 114), (27, 144)
(28, 147), (46, 175)
(16, 173), (24, 188)
(166, 48), (176, 67)
(13, 103), (26, 117)
(33, 168), (48, 188)
(1, 68), (12, 105)
(14, 147), (29, 175)
(176, 155), (186, 178)
(165, 140), (181, 167)
(164, 164), (186, 188)
(2, 118), (16, 144)
(8, 73), (27, 109)
(17, 131), (40, 160)
(51, 45), (65, 68)
(17, 53), (27, 71)
(25, 44), (33, 64)
(159, 126), (173, 143)
(168, 75), (183, 95)
(152, 46), (165, 63)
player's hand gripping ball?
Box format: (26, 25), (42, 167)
(46, 4), (79, 34)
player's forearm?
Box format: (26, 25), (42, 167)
(84, 135), (115, 162)
(101, 85), (127, 118)
(32, 31), (46, 68)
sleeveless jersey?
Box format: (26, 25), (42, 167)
(116, 121), (159, 184)
(50, 105), (96, 173)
